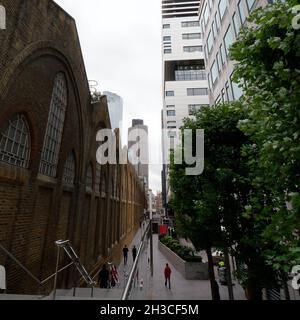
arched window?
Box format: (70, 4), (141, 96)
(86, 164), (93, 190)
(0, 114), (30, 168)
(95, 163), (101, 193)
(62, 153), (75, 185)
(39, 73), (67, 177)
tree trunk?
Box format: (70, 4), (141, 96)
(206, 247), (220, 300)
(224, 248), (234, 300)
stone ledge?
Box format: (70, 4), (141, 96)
(158, 241), (209, 280)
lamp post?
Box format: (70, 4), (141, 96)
(148, 190), (153, 277)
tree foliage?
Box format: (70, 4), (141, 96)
(231, 0), (300, 272)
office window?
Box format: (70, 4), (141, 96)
(166, 91), (174, 97)
(168, 131), (177, 138)
(211, 61), (218, 86)
(188, 104), (203, 116)
(175, 68), (206, 81)
(204, 5), (209, 26)
(218, 0), (228, 21)
(212, 21), (217, 39)
(163, 24), (170, 29)
(220, 44), (226, 65)
(168, 126), (177, 129)
(182, 21), (200, 27)
(225, 81), (234, 101)
(238, 0), (246, 24)
(207, 30), (213, 54)
(221, 89), (226, 102)
(233, 12), (241, 36)
(39, 73), (67, 177)
(166, 105), (175, 108)
(216, 52), (221, 72)
(215, 95), (222, 105)
(224, 24), (234, 57)
(182, 33), (201, 40)
(183, 46), (203, 52)
(187, 88), (208, 96)
(167, 110), (176, 117)
(215, 12), (221, 31)
(231, 75), (243, 100)
(167, 121), (176, 125)
(204, 45), (208, 61)
(163, 36), (171, 41)
(247, 0), (256, 12)
(164, 49), (172, 54)
(208, 72), (212, 90)
(0, 114), (30, 168)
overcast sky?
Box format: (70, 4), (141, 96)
(55, 0), (163, 194)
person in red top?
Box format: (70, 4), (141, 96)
(164, 263), (172, 290)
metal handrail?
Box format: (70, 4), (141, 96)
(53, 240), (96, 300)
(0, 243), (74, 293)
(121, 221), (151, 300)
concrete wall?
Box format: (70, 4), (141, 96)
(158, 241), (209, 280)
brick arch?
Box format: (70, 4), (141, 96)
(0, 41), (86, 171)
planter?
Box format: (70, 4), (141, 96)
(158, 241), (209, 280)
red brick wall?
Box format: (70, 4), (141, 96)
(0, 0), (147, 295)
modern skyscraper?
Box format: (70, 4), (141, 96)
(103, 91), (124, 131)
(128, 119), (149, 190)
(161, 0), (210, 207)
(199, 0), (269, 106)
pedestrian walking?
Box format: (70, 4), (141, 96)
(110, 264), (119, 288)
(164, 263), (172, 289)
(132, 245), (137, 262)
(123, 245), (129, 265)
(98, 264), (109, 289)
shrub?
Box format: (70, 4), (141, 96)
(160, 235), (202, 262)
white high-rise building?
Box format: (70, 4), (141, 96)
(199, 0), (270, 106)
(161, 0), (209, 206)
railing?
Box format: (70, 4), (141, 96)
(0, 240), (96, 299)
(0, 243), (73, 297)
(121, 220), (153, 300)
(53, 240), (96, 300)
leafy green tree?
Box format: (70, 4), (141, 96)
(230, 0), (300, 274)
(169, 102), (274, 299)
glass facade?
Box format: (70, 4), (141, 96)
(218, 0), (228, 21)
(175, 68), (206, 81)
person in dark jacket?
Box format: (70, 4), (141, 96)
(132, 245), (137, 262)
(98, 264), (109, 289)
(123, 245), (129, 265)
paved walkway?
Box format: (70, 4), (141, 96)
(115, 225), (246, 300)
